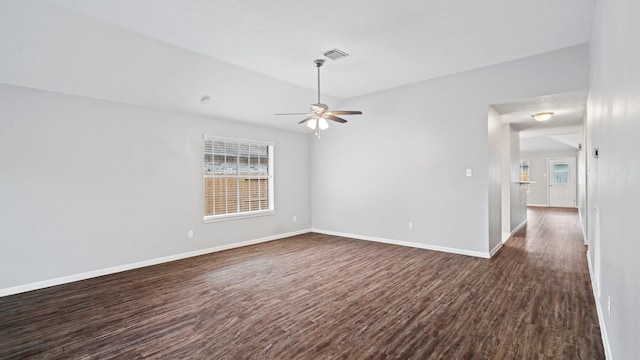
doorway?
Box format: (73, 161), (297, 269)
(548, 157), (577, 207)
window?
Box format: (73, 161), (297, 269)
(552, 163), (569, 184)
(203, 136), (274, 222)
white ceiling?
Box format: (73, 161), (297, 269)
(492, 90), (587, 152)
(518, 135), (583, 153)
(42, 0), (595, 99)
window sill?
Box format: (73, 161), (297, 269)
(202, 209), (275, 223)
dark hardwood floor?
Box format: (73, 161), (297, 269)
(0, 207), (604, 359)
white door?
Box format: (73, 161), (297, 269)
(548, 157), (576, 207)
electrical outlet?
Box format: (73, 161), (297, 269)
(293, 215), (297, 222)
(466, 169), (472, 177)
(408, 222), (413, 230)
(188, 230), (194, 239)
(607, 296), (611, 315)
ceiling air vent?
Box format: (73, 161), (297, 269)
(323, 48), (349, 61)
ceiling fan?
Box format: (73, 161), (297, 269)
(276, 59), (362, 137)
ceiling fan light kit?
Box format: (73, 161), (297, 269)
(306, 117), (329, 130)
(275, 59), (362, 138)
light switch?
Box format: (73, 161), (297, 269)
(466, 169), (472, 177)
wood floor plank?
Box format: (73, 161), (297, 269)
(0, 207), (605, 359)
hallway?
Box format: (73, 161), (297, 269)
(496, 206), (604, 358)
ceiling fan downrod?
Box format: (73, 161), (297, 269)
(314, 59), (324, 105)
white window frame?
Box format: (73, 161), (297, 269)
(202, 135), (275, 223)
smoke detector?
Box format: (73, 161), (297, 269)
(200, 95), (212, 105)
(323, 48), (349, 61)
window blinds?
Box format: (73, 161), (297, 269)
(203, 136), (273, 220)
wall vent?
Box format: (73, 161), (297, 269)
(323, 48), (349, 61)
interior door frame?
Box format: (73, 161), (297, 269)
(547, 156), (577, 207)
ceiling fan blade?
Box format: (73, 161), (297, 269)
(328, 110), (363, 115)
(275, 112), (312, 116)
(298, 116), (315, 124)
(325, 115), (348, 123)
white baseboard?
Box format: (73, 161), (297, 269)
(511, 219), (527, 236)
(311, 228), (491, 258)
(0, 229), (311, 297)
(579, 210), (588, 245)
(501, 220), (527, 244)
(489, 242), (503, 257)
(528, 204), (579, 209)
(586, 251), (612, 359)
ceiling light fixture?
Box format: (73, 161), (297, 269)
(532, 112), (554, 121)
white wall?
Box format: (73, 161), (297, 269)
(577, 133), (587, 240)
(487, 108), (502, 252)
(311, 45), (589, 256)
(501, 123), (526, 239)
(0, 83), (311, 291)
(520, 150), (578, 206)
(587, 0), (640, 357)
